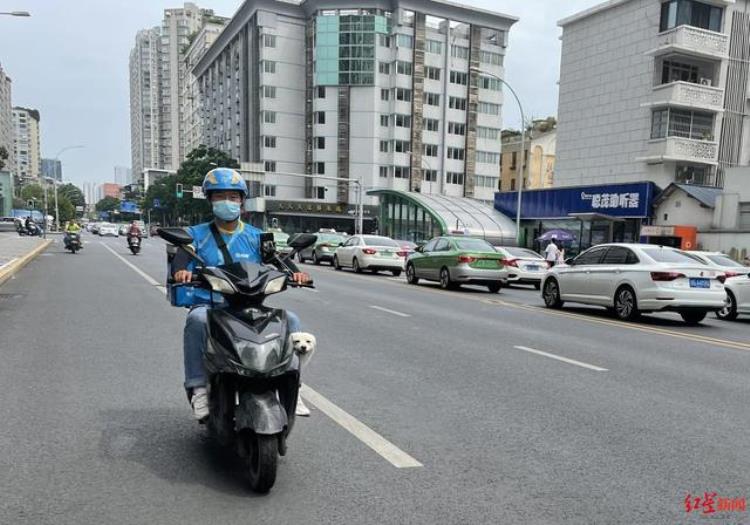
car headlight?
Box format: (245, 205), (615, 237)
(204, 275), (237, 295)
(264, 275), (287, 295)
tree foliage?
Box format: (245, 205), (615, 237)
(58, 183), (86, 207)
(95, 196), (121, 213)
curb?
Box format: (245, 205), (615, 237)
(0, 239), (53, 287)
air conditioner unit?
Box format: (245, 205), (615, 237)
(699, 78), (712, 86)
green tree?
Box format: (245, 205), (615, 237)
(56, 195), (76, 223)
(58, 183), (86, 208)
(95, 196), (121, 213)
(20, 184), (45, 202)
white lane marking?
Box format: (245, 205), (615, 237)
(513, 345), (608, 372)
(100, 242), (162, 288)
(368, 305), (411, 318)
(300, 384), (422, 468)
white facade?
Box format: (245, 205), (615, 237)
(556, 0), (750, 189)
(114, 166), (133, 186)
(0, 64), (13, 177)
(193, 0), (516, 209)
(12, 107), (41, 184)
(130, 27), (161, 179)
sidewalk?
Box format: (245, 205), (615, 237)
(0, 232), (53, 287)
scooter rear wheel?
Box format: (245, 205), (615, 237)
(246, 433), (278, 493)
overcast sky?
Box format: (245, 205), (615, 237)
(0, 0), (602, 186)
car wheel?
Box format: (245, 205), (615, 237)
(543, 278), (563, 309)
(439, 267), (455, 290)
(614, 286), (640, 321)
(297, 252), (305, 264)
(716, 291), (738, 321)
(353, 258), (362, 273)
(681, 311), (707, 325)
(406, 264), (419, 285)
(333, 255), (342, 271)
(487, 282), (502, 294)
(312, 251), (320, 265)
(391, 270), (402, 277)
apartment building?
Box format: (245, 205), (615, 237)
(556, 0), (750, 189)
(130, 27), (161, 179)
(12, 107), (41, 185)
(500, 122), (556, 192)
(0, 63), (13, 177)
(193, 0), (516, 212)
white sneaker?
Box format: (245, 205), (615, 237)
(295, 396), (311, 417)
(191, 387), (209, 421)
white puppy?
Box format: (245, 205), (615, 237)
(290, 332), (316, 417)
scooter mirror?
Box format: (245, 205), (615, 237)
(158, 227), (193, 246)
(288, 233), (317, 250)
(260, 232), (276, 264)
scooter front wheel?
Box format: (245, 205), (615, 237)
(246, 433), (278, 493)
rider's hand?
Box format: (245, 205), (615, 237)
(174, 270), (193, 283)
(291, 272), (311, 285)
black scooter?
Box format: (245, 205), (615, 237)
(128, 235), (141, 255)
(159, 227), (316, 493)
(64, 232), (82, 254)
(17, 221), (42, 237)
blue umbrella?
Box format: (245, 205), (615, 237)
(538, 229), (576, 242)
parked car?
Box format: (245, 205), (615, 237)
(683, 251), (750, 278)
(394, 240), (418, 258)
(98, 222), (119, 237)
(405, 236), (507, 293)
(494, 246), (548, 289)
(89, 222), (100, 234)
(718, 273), (750, 321)
(299, 232), (347, 265)
(118, 224), (129, 236)
(267, 229), (293, 257)
(333, 235), (406, 275)
(541, 243), (727, 325)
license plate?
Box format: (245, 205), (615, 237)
(475, 259), (498, 269)
(526, 265), (540, 271)
(382, 250), (392, 255)
(689, 278), (710, 288)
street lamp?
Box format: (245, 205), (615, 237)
(49, 145), (84, 231)
(471, 67), (526, 245)
(0, 11), (31, 16)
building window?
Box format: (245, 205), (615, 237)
(380, 88), (390, 101)
(378, 61), (390, 74)
(263, 34), (277, 47)
(316, 86), (326, 99)
(448, 122), (466, 135)
(394, 166), (411, 178)
(448, 96), (467, 111)
(510, 178), (516, 191)
(446, 171), (464, 184)
(675, 164), (711, 184)
(314, 161), (325, 174)
(264, 184), (276, 196)
(739, 202), (750, 229)
(425, 66), (441, 81)
(450, 70), (468, 85)
(451, 45), (469, 59)
(262, 86), (276, 98)
(479, 50), (503, 66)
(423, 143), (438, 157)
(511, 151), (517, 169)
(426, 39), (443, 54)
(263, 60), (276, 74)
(264, 160), (277, 173)
(264, 136), (277, 148)
(424, 118), (439, 132)
(397, 34), (414, 48)
(475, 175), (498, 188)
(394, 114), (411, 128)
(379, 166), (390, 178)
(395, 88), (412, 101)
(447, 147), (465, 160)
(425, 92), (440, 106)
(314, 186), (326, 199)
(314, 111), (326, 124)
(480, 75), (502, 91)
(661, 60), (700, 84)
(650, 108), (714, 140)
(478, 127), (500, 140)
(393, 140), (411, 153)
(379, 140), (389, 152)
(315, 137), (325, 149)
(397, 61), (413, 75)
(476, 150), (500, 164)
(478, 102), (500, 115)
(380, 114), (389, 127)
(660, 0), (723, 33)
(263, 111), (276, 123)
(378, 34), (391, 47)
(423, 169), (437, 182)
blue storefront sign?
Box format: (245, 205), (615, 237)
(494, 182), (657, 220)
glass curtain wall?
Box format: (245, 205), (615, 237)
(379, 193), (443, 242)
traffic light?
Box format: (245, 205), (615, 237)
(176, 183), (183, 198)
(27, 199), (34, 209)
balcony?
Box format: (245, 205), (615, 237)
(647, 26), (729, 60)
(639, 136), (718, 165)
(650, 81), (725, 112)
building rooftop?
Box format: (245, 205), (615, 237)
(655, 183), (723, 208)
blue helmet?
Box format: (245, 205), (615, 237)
(202, 168), (247, 197)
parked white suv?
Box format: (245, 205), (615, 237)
(541, 243), (727, 325)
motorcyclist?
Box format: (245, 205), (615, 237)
(172, 168), (314, 421)
(127, 220), (142, 240)
(64, 220), (81, 248)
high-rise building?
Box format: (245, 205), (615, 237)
(192, 0), (516, 210)
(114, 165), (133, 185)
(41, 158), (62, 181)
(12, 107), (41, 185)
(556, 0), (750, 189)
(130, 27), (161, 180)
(0, 63), (13, 178)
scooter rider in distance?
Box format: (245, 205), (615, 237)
(171, 168), (315, 420)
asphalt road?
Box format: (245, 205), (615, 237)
(1, 233), (749, 524)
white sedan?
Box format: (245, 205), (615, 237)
(683, 251), (749, 278)
(333, 235), (406, 276)
(98, 223), (119, 237)
(494, 246), (548, 289)
(717, 273), (750, 321)
(541, 243), (727, 325)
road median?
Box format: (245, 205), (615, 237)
(0, 238), (53, 287)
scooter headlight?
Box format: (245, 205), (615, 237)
(204, 275), (237, 295)
(264, 275), (287, 295)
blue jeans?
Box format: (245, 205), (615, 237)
(183, 306), (301, 390)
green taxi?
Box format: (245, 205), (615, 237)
(267, 229), (293, 257)
(405, 236), (507, 292)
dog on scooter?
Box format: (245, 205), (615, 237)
(290, 332), (316, 369)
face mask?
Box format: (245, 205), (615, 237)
(212, 200), (241, 221)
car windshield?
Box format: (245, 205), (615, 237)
(363, 236), (399, 247)
(504, 247), (543, 259)
(642, 248), (699, 264)
(319, 234), (344, 244)
(707, 254), (744, 267)
(454, 239), (494, 251)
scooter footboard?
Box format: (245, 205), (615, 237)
(236, 390), (288, 435)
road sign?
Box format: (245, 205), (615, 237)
(192, 185), (205, 199)
(152, 198), (161, 208)
(75, 205), (84, 212)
